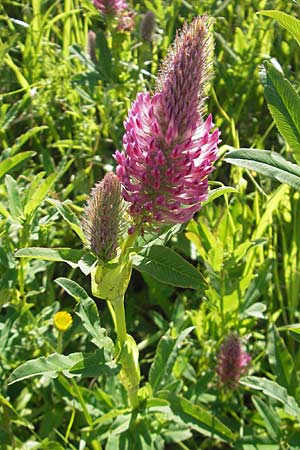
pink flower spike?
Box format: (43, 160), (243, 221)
(114, 16), (220, 228)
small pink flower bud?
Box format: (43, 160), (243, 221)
(217, 334), (251, 388)
(82, 173), (124, 262)
(87, 30), (97, 63)
(140, 11), (156, 42)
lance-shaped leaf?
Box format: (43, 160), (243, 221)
(159, 392), (235, 442)
(132, 245), (207, 290)
(260, 62), (300, 163)
(225, 149), (300, 190)
(8, 353), (83, 385)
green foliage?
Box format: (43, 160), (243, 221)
(1, 0), (300, 448)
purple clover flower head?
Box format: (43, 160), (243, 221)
(93, 0), (128, 16)
(115, 16), (220, 227)
(82, 173), (124, 262)
(217, 334), (251, 388)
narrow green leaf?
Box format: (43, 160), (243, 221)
(261, 62), (300, 162)
(203, 185), (238, 205)
(55, 277), (90, 302)
(149, 327), (194, 393)
(0, 151), (36, 180)
(48, 198), (86, 243)
(24, 172), (57, 216)
(77, 297), (114, 351)
(24, 172), (47, 206)
(15, 247), (86, 269)
(252, 395), (282, 441)
(225, 149), (300, 189)
(254, 184), (289, 239)
(92, 408), (131, 426)
(8, 353), (83, 385)
(132, 245), (207, 290)
(267, 325), (300, 398)
(160, 393), (235, 442)
(240, 376), (300, 419)
(259, 10), (300, 45)
(5, 175), (23, 221)
(289, 330), (300, 343)
(10, 126), (47, 156)
(137, 224), (182, 249)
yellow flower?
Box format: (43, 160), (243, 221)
(54, 311), (72, 332)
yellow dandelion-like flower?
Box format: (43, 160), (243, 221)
(54, 311), (73, 332)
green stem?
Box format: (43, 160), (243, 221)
(112, 295), (140, 409)
(113, 295), (127, 346)
(57, 331), (63, 353)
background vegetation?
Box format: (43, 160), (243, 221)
(1, 0), (300, 448)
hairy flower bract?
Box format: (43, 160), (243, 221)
(82, 173), (124, 262)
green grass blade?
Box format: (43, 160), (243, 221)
(0, 152), (36, 180)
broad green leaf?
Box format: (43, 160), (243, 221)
(8, 353), (83, 385)
(24, 172), (57, 216)
(160, 392), (235, 442)
(240, 376), (300, 419)
(0, 151), (35, 180)
(225, 149), (300, 190)
(259, 10), (300, 45)
(132, 245), (207, 290)
(261, 62), (300, 162)
(48, 198), (86, 243)
(267, 325), (300, 398)
(5, 175), (23, 221)
(55, 277), (113, 351)
(70, 349), (119, 377)
(15, 247), (86, 269)
(252, 395), (282, 442)
(149, 327), (194, 394)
